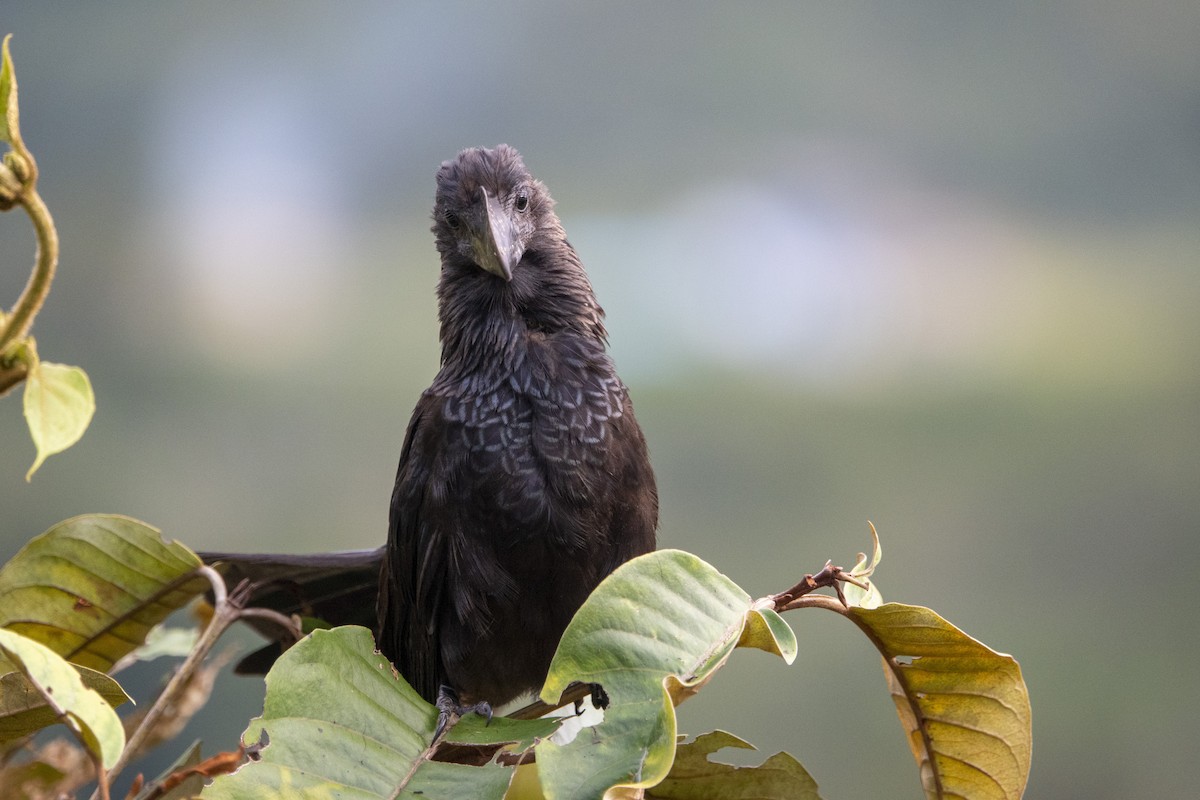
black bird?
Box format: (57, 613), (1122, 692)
(205, 145), (657, 715)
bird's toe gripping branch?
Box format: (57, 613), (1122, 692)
(433, 684), (494, 741)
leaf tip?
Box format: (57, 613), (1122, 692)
(0, 33), (16, 146)
(24, 454), (44, 481)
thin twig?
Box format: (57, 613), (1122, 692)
(92, 566), (235, 798)
(236, 606), (305, 639)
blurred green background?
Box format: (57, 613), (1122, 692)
(2, 3), (1197, 797)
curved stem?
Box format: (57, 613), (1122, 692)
(0, 355), (27, 396)
(0, 184), (57, 360)
(782, 593), (849, 615)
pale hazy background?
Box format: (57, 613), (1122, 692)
(1, 4), (1197, 798)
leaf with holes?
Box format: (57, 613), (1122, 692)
(645, 730), (822, 800)
(537, 549), (797, 800)
(848, 603), (1032, 800)
(0, 514), (207, 672)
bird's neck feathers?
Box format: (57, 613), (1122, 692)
(435, 225), (609, 382)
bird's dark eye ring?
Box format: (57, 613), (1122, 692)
(515, 193), (530, 213)
(444, 211), (461, 229)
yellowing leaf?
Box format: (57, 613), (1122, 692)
(23, 361), (95, 480)
(739, 604), (798, 663)
(0, 628), (126, 769)
(0, 664), (130, 745)
(848, 603), (1032, 800)
(0, 514), (206, 672)
(647, 730), (822, 800)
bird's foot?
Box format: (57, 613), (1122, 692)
(573, 682), (610, 715)
(433, 685), (494, 740)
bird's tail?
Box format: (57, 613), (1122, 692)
(200, 547), (384, 673)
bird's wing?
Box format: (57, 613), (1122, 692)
(378, 392), (452, 701)
(606, 388), (659, 564)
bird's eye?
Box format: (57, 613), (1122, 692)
(515, 192), (530, 213)
(444, 211), (461, 229)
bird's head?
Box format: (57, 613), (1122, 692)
(431, 145), (606, 353)
(432, 144), (549, 282)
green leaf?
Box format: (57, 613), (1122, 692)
(537, 549), (796, 800)
(843, 522), (883, 609)
(203, 626), (559, 800)
(849, 603), (1032, 800)
(0, 628), (125, 769)
(0, 34), (20, 149)
(0, 514), (207, 672)
(739, 604), (798, 662)
(23, 361), (95, 480)
(121, 625), (201, 666)
(646, 730), (822, 800)
(0, 663), (130, 745)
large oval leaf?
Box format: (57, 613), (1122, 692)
(849, 603), (1032, 800)
(203, 626), (559, 800)
(0, 514), (207, 672)
(537, 549), (797, 800)
(0, 628), (125, 769)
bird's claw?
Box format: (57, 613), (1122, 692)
(433, 685), (493, 740)
(467, 699), (494, 725)
(573, 682), (611, 715)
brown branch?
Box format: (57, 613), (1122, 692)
(506, 681), (594, 721)
(768, 560), (865, 613)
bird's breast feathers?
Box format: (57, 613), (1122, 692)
(439, 360), (625, 472)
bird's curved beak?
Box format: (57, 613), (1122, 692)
(473, 187), (522, 282)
